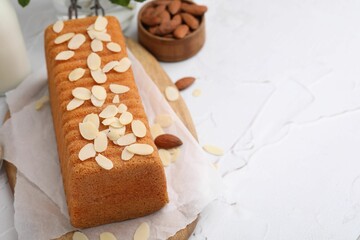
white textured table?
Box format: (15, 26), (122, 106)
(2, 0), (360, 239)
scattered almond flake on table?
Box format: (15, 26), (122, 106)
(55, 50), (74, 61)
(91, 39), (103, 52)
(83, 113), (100, 129)
(66, 98), (84, 111)
(94, 16), (108, 31)
(158, 149), (171, 167)
(109, 84), (130, 94)
(99, 105), (119, 118)
(169, 147), (181, 162)
(91, 69), (107, 84)
(54, 32), (75, 44)
(107, 42), (121, 52)
(78, 143), (96, 161)
(102, 117), (117, 126)
(118, 103), (128, 113)
(154, 114), (173, 128)
(131, 120), (146, 138)
(119, 111), (133, 125)
(87, 52), (101, 70)
(121, 147), (134, 161)
(68, 68), (85, 81)
(91, 85), (107, 100)
(34, 95), (49, 110)
(79, 121), (99, 140)
(72, 87), (91, 100)
(112, 95), (120, 104)
(165, 86), (180, 101)
(203, 144), (224, 156)
(114, 57), (132, 73)
(94, 132), (108, 153)
(103, 61), (120, 73)
(134, 222), (150, 240)
(116, 133), (137, 146)
(192, 88), (202, 97)
(150, 123), (165, 139)
(127, 143), (154, 155)
(72, 231), (89, 240)
(52, 20), (64, 33)
(68, 33), (86, 50)
(95, 154), (113, 170)
(90, 94), (105, 107)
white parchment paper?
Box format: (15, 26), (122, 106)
(0, 50), (221, 240)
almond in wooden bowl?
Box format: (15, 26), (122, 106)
(138, 0), (207, 62)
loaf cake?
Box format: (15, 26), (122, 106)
(44, 16), (169, 228)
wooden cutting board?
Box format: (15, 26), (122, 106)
(3, 38), (198, 240)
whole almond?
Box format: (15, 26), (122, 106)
(155, 134), (183, 149)
(159, 10), (171, 24)
(173, 24), (189, 39)
(181, 13), (199, 30)
(142, 7), (155, 17)
(153, 4), (167, 16)
(141, 15), (162, 26)
(157, 20), (175, 35)
(149, 26), (159, 34)
(171, 14), (182, 28)
(175, 77), (195, 90)
(168, 0), (181, 15)
(181, 3), (208, 16)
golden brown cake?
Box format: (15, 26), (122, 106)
(44, 16), (168, 228)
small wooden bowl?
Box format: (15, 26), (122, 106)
(138, 0), (206, 62)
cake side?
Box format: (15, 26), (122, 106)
(45, 16), (169, 228)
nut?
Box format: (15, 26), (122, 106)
(154, 134), (183, 149)
(159, 10), (171, 24)
(141, 15), (162, 26)
(181, 13), (199, 30)
(174, 24), (189, 39)
(175, 77), (195, 90)
(181, 2), (208, 16)
(168, 0), (181, 15)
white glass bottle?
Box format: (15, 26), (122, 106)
(0, 0), (31, 96)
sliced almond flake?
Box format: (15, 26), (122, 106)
(134, 222), (150, 240)
(112, 95), (120, 104)
(90, 94), (105, 107)
(107, 126), (126, 141)
(121, 147), (134, 161)
(127, 143), (154, 155)
(103, 61), (120, 73)
(192, 88), (202, 97)
(99, 232), (117, 240)
(52, 20), (64, 33)
(55, 50), (74, 61)
(83, 113), (100, 129)
(110, 119), (123, 128)
(54, 32), (75, 44)
(102, 117), (117, 126)
(116, 133), (136, 146)
(94, 31), (111, 42)
(113, 57), (131, 73)
(78, 143), (96, 161)
(131, 120), (146, 138)
(117, 103), (127, 113)
(94, 132), (108, 153)
(87, 52), (101, 70)
(87, 24), (94, 31)
(203, 144), (224, 156)
(119, 111), (133, 125)
(68, 33), (86, 50)
(91, 85), (106, 100)
(106, 42), (121, 52)
(109, 84), (129, 94)
(159, 149), (171, 167)
(72, 87), (91, 100)
(35, 95), (49, 111)
(94, 16), (108, 31)
(99, 105), (118, 118)
(72, 231), (89, 240)
(165, 86), (179, 101)
(154, 114), (173, 128)
(68, 68), (85, 81)
(168, 147), (181, 162)
(91, 69), (107, 84)
(150, 123), (164, 139)
(79, 121), (99, 140)
(66, 98), (84, 111)
(87, 30), (96, 40)
(95, 154), (113, 170)
(91, 39), (103, 52)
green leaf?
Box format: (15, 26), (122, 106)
(18, 0), (30, 7)
(109, 0), (131, 7)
